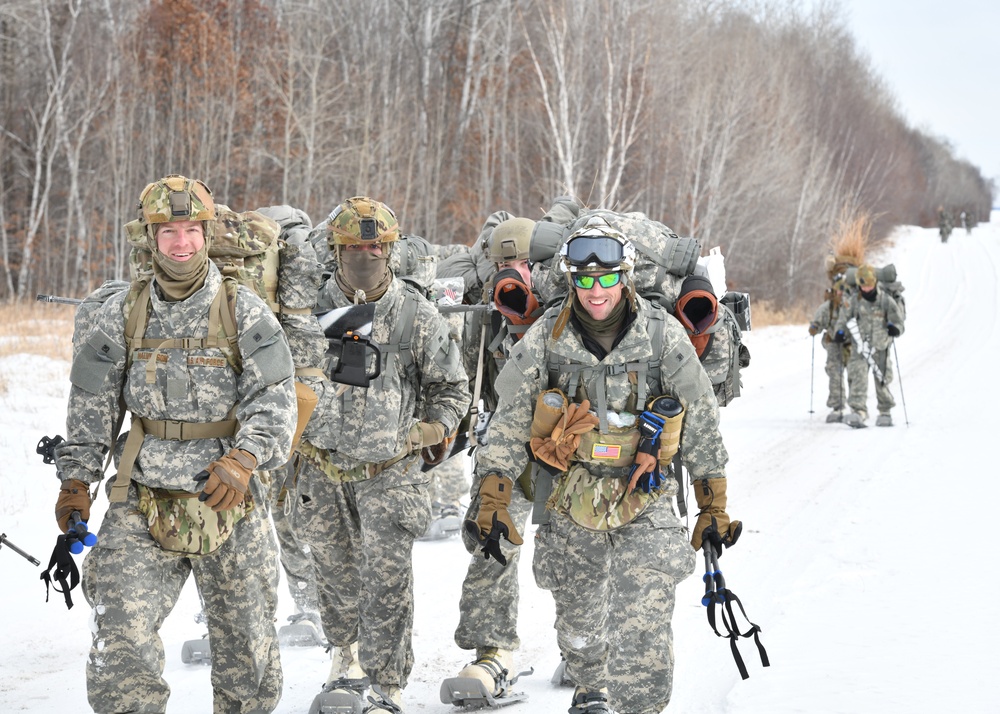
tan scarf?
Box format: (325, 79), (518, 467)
(152, 245), (210, 301)
(572, 293), (627, 353)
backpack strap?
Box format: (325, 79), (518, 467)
(374, 287), (419, 390)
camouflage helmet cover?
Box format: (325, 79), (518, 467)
(327, 196), (400, 246)
(559, 216), (637, 275)
(489, 217), (536, 264)
(856, 263), (877, 289)
(138, 174), (216, 244)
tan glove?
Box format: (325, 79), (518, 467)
(55, 479), (91, 533)
(406, 421), (446, 455)
(195, 448), (256, 512)
(464, 474), (523, 565)
(422, 430), (455, 466)
(691, 477), (742, 554)
(529, 399), (599, 471)
(808, 323), (820, 336)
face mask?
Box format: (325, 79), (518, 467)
(338, 247), (390, 294)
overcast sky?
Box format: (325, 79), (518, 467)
(828, 0), (1000, 190)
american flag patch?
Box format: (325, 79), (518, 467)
(592, 443), (621, 459)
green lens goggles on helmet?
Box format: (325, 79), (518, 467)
(572, 272), (622, 290)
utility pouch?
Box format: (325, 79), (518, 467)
(574, 426), (639, 468)
(647, 396), (685, 467)
(530, 388), (567, 439)
(547, 463), (660, 531)
(136, 484), (253, 557)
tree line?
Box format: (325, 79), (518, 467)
(0, 0), (992, 308)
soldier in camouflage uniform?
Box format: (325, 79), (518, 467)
(53, 175), (296, 713)
(447, 216), (544, 700)
(833, 264), (905, 428)
(288, 197), (470, 713)
(466, 219), (739, 714)
(809, 276), (851, 423)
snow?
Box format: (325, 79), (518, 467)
(2, 217), (998, 713)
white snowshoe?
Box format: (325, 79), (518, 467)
(876, 413), (893, 427)
(419, 503), (463, 541)
(441, 648), (532, 709)
(550, 655), (574, 687)
(278, 611), (326, 647)
(180, 636), (211, 665)
(844, 413), (867, 429)
(825, 409), (843, 423)
(308, 687), (365, 714)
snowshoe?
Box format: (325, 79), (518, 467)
(875, 414), (893, 427)
(441, 648), (532, 709)
(843, 413), (867, 429)
(365, 685), (404, 713)
(569, 687), (616, 714)
(180, 636), (211, 665)
(278, 612), (326, 647)
(419, 504), (463, 541)
(550, 655), (574, 687)
(308, 685), (365, 714)
(825, 409), (843, 424)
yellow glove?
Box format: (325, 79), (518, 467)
(55, 479), (91, 534)
(464, 474), (523, 565)
(691, 477), (742, 555)
(195, 448), (256, 512)
(529, 399), (599, 471)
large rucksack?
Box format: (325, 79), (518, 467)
(528, 204), (751, 406)
(844, 263), (906, 320)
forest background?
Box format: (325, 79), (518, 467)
(0, 0), (993, 309)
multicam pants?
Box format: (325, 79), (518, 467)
(289, 453), (431, 690)
(532, 501), (695, 714)
(82, 482), (281, 714)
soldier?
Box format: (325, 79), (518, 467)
(446, 216), (543, 705)
(289, 196), (470, 713)
(465, 218), (739, 714)
(53, 175), (296, 713)
(833, 264), (905, 428)
(809, 276), (851, 422)
(938, 207), (953, 243)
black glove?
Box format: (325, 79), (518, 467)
(833, 330), (846, 343)
(887, 324), (900, 337)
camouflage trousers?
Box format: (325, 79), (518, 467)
(846, 348), (895, 416)
(822, 341), (850, 409)
(454, 468), (534, 652)
(269, 462), (320, 614)
(289, 453), (431, 689)
(532, 502), (695, 714)
(82, 482), (281, 714)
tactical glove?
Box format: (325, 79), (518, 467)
(887, 323), (900, 337)
(406, 421), (446, 455)
(808, 323), (819, 336)
(691, 477), (742, 556)
(55, 480), (91, 534)
(529, 399), (599, 472)
(422, 430), (455, 466)
(833, 330), (846, 343)
(464, 474), (523, 566)
(195, 448), (256, 512)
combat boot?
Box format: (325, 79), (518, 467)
(326, 640), (369, 692)
(456, 647), (513, 697)
(876, 413), (893, 427)
(569, 686), (616, 713)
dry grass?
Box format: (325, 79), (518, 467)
(829, 211), (871, 269)
(751, 299), (812, 328)
(0, 302), (75, 362)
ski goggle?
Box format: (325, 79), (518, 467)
(564, 235), (625, 269)
(572, 272), (622, 290)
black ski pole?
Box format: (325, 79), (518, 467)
(892, 339), (909, 426)
(0, 532), (41, 566)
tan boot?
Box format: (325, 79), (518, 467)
(325, 641), (368, 692)
(456, 647), (514, 697)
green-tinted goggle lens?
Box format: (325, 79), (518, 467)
(573, 272), (622, 289)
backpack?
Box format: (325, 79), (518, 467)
(529, 205), (750, 406)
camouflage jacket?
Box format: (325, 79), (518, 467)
(56, 265), (297, 492)
(835, 288), (905, 352)
(476, 295), (728, 528)
(303, 276), (470, 470)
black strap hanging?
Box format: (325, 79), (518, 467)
(701, 544), (769, 679)
(41, 534), (81, 610)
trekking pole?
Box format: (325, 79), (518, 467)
(808, 334), (815, 414)
(0, 532), (41, 566)
(892, 339), (909, 426)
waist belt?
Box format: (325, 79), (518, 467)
(140, 418), (238, 441)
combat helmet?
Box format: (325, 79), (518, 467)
(856, 264), (877, 290)
(137, 174), (216, 243)
(559, 216), (636, 276)
(327, 196), (400, 247)
(489, 217), (535, 265)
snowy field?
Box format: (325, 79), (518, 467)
(1, 215), (998, 713)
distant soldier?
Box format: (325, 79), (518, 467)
(809, 276), (850, 422)
(938, 207), (953, 243)
(833, 264), (905, 428)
